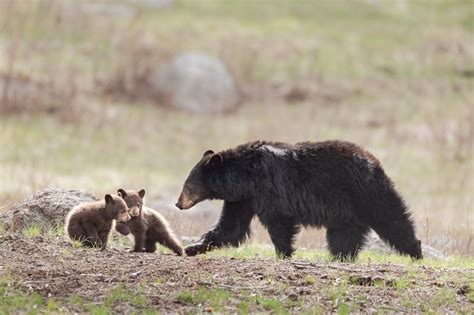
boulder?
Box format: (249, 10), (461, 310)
(155, 53), (240, 113)
(0, 189), (97, 231)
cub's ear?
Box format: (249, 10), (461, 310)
(206, 153), (223, 168)
(117, 189), (127, 198)
(105, 194), (114, 204)
(203, 150), (214, 158)
(138, 189), (146, 198)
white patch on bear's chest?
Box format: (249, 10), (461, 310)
(261, 145), (289, 156)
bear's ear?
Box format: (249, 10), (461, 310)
(117, 189), (127, 198)
(138, 189), (146, 198)
(105, 194), (114, 204)
(206, 153), (223, 168)
(203, 150), (214, 158)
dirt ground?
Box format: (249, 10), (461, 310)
(0, 233), (472, 314)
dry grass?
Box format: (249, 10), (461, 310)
(0, 0), (472, 256)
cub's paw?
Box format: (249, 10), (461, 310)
(185, 244), (207, 256)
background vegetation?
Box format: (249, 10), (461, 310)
(0, 0), (472, 255)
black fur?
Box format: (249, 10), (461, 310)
(176, 140), (422, 260)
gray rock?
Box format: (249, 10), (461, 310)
(363, 232), (446, 260)
(155, 53), (240, 113)
(0, 189), (97, 231)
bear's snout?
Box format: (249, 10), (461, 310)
(175, 193), (195, 210)
(175, 200), (194, 210)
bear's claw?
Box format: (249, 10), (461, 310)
(185, 244), (206, 256)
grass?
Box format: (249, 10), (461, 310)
(176, 286), (232, 311)
(0, 275), (46, 314)
(0, 0), (472, 257)
(22, 224), (42, 239)
(204, 243), (474, 269)
(1, 228), (473, 313)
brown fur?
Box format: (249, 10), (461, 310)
(116, 189), (184, 256)
(65, 194), (130, 250)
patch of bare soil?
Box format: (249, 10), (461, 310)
(0, 233), (472, 313)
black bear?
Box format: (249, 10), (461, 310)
(176, 140), (422, 260)
(115, 189), (184, 255)
(65, 194), (130, 250)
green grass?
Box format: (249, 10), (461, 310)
(176, 286), (231, 311)
(203, 243), (474, 269)
(22, 224), (42, 239)
(104, 284), (147, 309)
(0, 0), (472, 257)
(0, 276), (45, 314)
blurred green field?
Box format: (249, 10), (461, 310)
(0, 0), (473, 255)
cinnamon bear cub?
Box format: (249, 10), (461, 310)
(115, 189), (183, 256)
(65, 194), (130, 250)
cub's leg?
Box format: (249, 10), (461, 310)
(326, 224), (369, 261)
(185, 201), (254, 256)
(98, 230), (112, 251)
(115, 222), (131, 236)
(154, 229), (184, 256)
(131, 230), (146, 252)
(83, 225), (102, 248)
(145, 238), (157, 253)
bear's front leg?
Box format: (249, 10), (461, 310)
(260, 215), (300, 258)
(83, 226), (103, 249)
(115, 222), (131, 236)
(98, 231), (110, 251)
(131, 230), (146, 252)
(185, 201), (254, 256)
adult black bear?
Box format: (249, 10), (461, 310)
(176, 140), (422, 260)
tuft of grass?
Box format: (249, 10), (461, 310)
(154, 277), (163, 286)
(257, 296), (285, 313)
(304, 275), (317, 285)
(176, 287), (232, 311)
(69, 238), (84, 249)
(46, 298), (60, 312)
(46, 224), (64, 239)
(175, 291), (195, 304)
(431, 288), (457, 308)
(22, 224), (42, 239)
(104, 284), (147, 308)
(0, 276), (45, 313)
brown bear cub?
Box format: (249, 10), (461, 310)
(65, 194), (130, 250)
(115, 189), (184, 256)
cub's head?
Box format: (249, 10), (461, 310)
(117, 188), (145, 217)
(176, 150), (222, 210)
(104, 194), (130, 222)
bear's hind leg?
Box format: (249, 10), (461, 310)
(155, 230), (184, 256)
(326, 224), (369, 261)
(371, 217), (422, 259)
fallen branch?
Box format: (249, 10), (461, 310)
(196, 281), (263, 291)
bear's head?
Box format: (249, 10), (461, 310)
(117, 188), (145, 217)
(176, 150), (223, 210)
(104, 194), (131, 222)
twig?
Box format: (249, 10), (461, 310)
(196, 281), (262, 291)
(291, 262), (368, 273)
